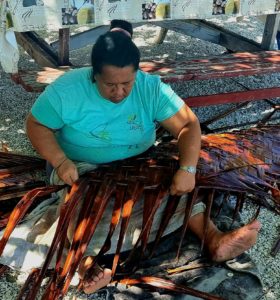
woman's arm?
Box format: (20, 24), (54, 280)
(160, 104), (201, 195)
(25, 113), (78, 185)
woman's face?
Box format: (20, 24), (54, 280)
(94, 64), (136, 103)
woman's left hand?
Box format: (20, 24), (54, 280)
(169, 169), (196, 196)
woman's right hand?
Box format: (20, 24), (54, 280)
(56, 158), (79, 186)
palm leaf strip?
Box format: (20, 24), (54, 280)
(0, 152), (46, 202)
(0, 185), (64, 256)
(121, 186), (168, 271)
(148, 194), (181, 258)
(23, 179), (88, 300)
(80, 183), (126, 277)
(176, 187), (199, 260)
(59, 178), (116, 297)
(111, 181), (144, 277)
(200, 189), (215, 253)
(118, 276), (225, 300)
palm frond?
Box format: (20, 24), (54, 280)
(0, 125), (279, 299)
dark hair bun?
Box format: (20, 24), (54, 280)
(110, 19), (133, 37)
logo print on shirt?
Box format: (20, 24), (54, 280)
(90, 123), (112, 142)
(127, 114), (143, 132)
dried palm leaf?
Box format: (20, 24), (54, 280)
(0, 125), (279, 299)
(0, 151), (46, 228)
(118, 276), (224, 300)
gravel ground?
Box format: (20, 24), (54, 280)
(0, 16), (280, 299)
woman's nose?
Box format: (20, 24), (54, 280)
(115, 84), (125, 96)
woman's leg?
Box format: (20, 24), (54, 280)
(188, 213), (261, 262)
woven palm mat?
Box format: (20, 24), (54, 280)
(91, 194), (263, 300)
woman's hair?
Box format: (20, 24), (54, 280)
(91, 20), (140, 82)
(110, 19), (133, 37)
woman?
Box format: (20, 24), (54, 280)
(26, 19), (260, 294)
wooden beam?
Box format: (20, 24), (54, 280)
(58, 28), (70, 66)
(185, 87), (280, 107)
(51, 18), (260, 53)
(150, 19), (263, 52)
(51, 25), (109, 51)
(154, 27), (168, 44)
(261, 14), (280, 50)
(192, 20), (263, 52)
(151, 20), (220, 44)
(15, 31), (59, 67)
(12, 50), (280, 93)
(50, 23), (146, 51)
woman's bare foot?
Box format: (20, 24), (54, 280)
(207, 220), (261, 262)
(78, 256), (112, 294)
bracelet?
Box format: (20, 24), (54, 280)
(54, 157), (68, 171)
(179, 165), (196, 174)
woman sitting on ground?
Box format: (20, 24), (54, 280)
(26, 19), (261, 294)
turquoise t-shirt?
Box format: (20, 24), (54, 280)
(31, 67), (184, 164)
